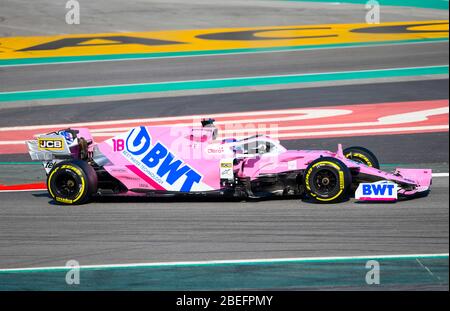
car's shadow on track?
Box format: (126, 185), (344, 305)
(33, 192), (426, 206)
(32, 193), (50, 197)
(33, 192), (309, 204)
(92, 195), (306, 204)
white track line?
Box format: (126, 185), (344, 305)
(94, 125), (449, 138)
(0, 188), (46, 193)
(2, 125), (448, 145)
(86, 106), (448, 134)
(0, 108), (351, 132)
(1, 101), (447, 133)
(0, 253), (447, 273)
(433, 173), (449, 177)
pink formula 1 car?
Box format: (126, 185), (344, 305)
(26, 119), (432, 205)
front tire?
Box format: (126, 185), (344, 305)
(303, 157), (351, 203)
(343, 146), (380, 169)
(47, 160), (97, 205)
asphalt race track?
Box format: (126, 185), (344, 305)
(0, 177), (448, 266)
(1, 42), (448, 91)
(0, 0), (448, 290)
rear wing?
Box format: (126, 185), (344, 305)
(26, 128), (94, 174)
(26, 127), (94, 160)
(26, 134), (72, 161)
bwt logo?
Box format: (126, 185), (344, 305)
(362, 183), (395, 196)
(125, 126), (202, 192)
(356, 182), (398, 201)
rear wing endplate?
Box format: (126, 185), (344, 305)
(26, 134), (72, 161)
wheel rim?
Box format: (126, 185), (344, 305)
(54, 170), (81, 199)
(311, 168), (339, 196)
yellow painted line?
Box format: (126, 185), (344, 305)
(0, 20), (447, 60)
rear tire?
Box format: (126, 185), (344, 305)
(343, 146), (380, 169)
(303, 157), (351, 203)
(47, 160), (97, 205)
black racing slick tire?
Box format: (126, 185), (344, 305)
(303, 157), (351, 203)
(47, 160), (97, 205)
(343, 146), (380, 169)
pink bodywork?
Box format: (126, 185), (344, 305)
(73, 125), (432, 196)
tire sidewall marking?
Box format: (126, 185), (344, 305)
(48, 164), (86, 204)
(345, 152), (373, 167)
(305, 160), (345, 201)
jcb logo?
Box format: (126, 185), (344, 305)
(38, 138), (65, 151)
